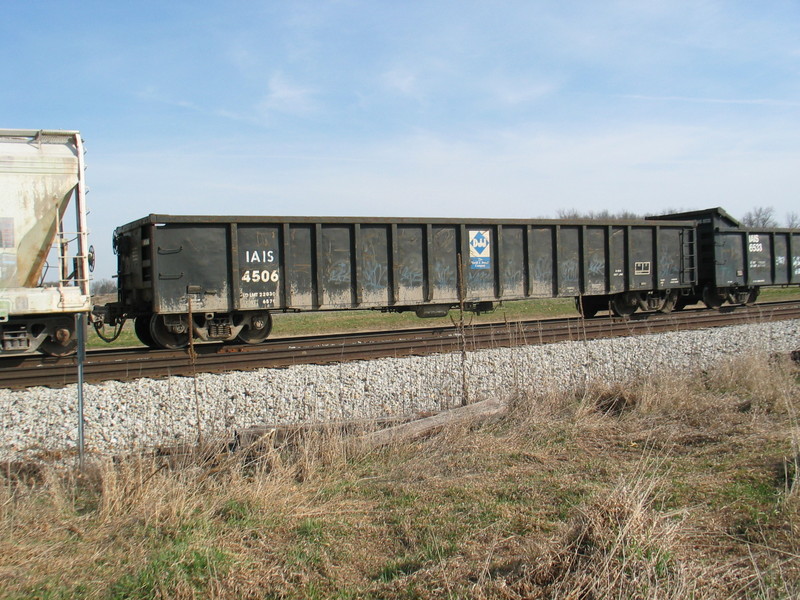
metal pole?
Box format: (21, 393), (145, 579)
(76, 313), (86, 469)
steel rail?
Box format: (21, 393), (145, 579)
(2, 301), (799, 390)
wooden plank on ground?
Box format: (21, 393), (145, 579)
(360, 398), (506, 448)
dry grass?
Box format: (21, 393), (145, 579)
(1, 354), (799, 599)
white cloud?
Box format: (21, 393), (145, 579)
(84, 114), (800, 280)
(136, 86), (261, 126)
(257, 72), (318, 116)
(225, 42), (258, 77)
(137, 86), (199, 111)
(381, 67), (421, 98)
(90, 119), (800, 221)
(623, 94), (800, 108)
(489, 80), (558, 106)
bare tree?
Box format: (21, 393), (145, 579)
(556, 208), (581, 219)
(91, 278), (117, 295)
(555, 208), (644, 220)
(615, 210), (643, 220)
(786, 211), (800, 228)
(741, 206), (778, 228)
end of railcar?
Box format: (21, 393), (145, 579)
(0, 130), (91, 356)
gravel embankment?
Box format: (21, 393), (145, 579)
(1, 320), (798, 460)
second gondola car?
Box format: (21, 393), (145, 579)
(649, 208), (800, 309)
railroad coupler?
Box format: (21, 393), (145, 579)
(91, 301), (126, 328)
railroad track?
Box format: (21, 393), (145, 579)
(3, 301), (799, 390)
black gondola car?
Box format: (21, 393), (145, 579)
(650, 208), (800, 308)
(105, 214), (697, 348)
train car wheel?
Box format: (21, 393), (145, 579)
(658, 290), (678, 314)
(575, 296), (600, 318)
(237, 312), (273, 344)
(149, 315), (190, 349)
(39, 320), (77, 357)
(134, 315), (158, 348)
(610, 293), (638, 317)
(674, 295), (694, 311)
(702, 286), (726, 310)
(727, 287), (759, 306)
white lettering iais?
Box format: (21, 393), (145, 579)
(245, 250), (275, 263)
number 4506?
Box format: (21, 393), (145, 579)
(241, 269), (279, 283)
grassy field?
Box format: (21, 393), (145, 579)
(1, 354), (798, 598)
(88, 286), (800, 349)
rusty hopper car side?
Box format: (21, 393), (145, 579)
(107, 214), (696, 349)
(0, 130), (92, 356)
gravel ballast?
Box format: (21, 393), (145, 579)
(2, 320), (798, 460)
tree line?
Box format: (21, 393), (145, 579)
(90, 207), (798, 294)
(555, 206), (799, 228)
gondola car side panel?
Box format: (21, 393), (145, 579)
(152, 223), (230, 314)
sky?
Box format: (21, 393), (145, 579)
(2, 1), (800, 279)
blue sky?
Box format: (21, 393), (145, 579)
(3, 1), (799, 278)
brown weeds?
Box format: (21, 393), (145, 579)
(1, 354), (798, 598)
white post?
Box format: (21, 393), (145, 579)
(76, 313), (86, 469)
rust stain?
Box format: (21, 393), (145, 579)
(1, 137), (79, 290)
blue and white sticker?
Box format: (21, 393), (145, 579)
(469, 229), (491, 270)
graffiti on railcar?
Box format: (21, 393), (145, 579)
(359, 229), (388, 293)
(586, 253), (606, 293)
(531, 255), (553, 296)
(559, 258), (579, 293)
(396, 226), (424, 302)
(431, 227), (457, 299)
(501, 266), (525, 295)
(500, 227), (525, 296)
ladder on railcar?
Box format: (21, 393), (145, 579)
(680, 229), (697, 285)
